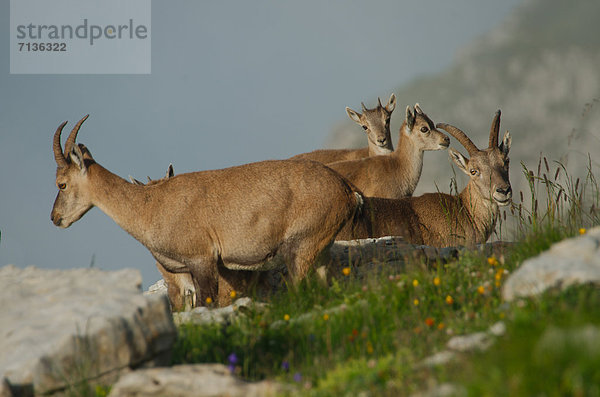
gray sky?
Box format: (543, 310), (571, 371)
(0, 0), (521, 288)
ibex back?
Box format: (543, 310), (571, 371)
(51, 116), (362, 308)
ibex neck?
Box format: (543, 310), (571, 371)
(458, 184), (499, 242)
(393, 125), (424, 195)
(87, 163), (153, 244)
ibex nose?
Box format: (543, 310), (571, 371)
(51, 211), (62, 226)
(377, 138), (387, 145)
(442, 136), (450, 147)
(496, 186), (512, 196)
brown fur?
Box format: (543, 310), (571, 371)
(51, 116), (362, 309)
(337, 111), (512, 248)
(327, 104), (450, 199)
(290, 94), (396, 163)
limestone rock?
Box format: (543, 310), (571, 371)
(0, 265), (176, 395)
(503, 227), (600, 301)
(173, 297), (266, 326)
(446, 332), (493, 353)
(108, 364), (281, 397)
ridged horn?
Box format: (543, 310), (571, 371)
(53, 121), (69, 168)
(64, 115), (89, 156)
(436, 123), (479, 155)
(488, 110), (501, 149)
(361, 102), (367, 112)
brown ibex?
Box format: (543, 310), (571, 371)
(336, 110), (512, 247)
(327, 104), (450, 199)
(51, 116), (362, 308)
(129, 164), (197, 309)
(290, 94), (396, 163)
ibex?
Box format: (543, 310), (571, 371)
(336, 110), (512, 247)
(129, 164), (197, 309)
(51, 116), (362, 309)
(327, 104), (450, 199)
(290, 94), (396, 163)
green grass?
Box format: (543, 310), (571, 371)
(170, 156), (600, 396)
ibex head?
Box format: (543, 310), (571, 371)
(438, 110), (512, 206)
(346, 93), (396, 153)
(51, 115), (95, 228)
(402, 103), (450, 151)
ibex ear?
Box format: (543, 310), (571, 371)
(346, 107), (362, 124)
(386, 94), (397, 113)
(69, 144), (87, 174)
(414, 103), (423, 115)
(405, 105), (416, 132)
(449, 148), (469, 175)
(499, 131), (511, 156)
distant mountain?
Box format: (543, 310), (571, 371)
(327, 0), (600, 203)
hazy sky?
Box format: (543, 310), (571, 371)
(0, 0), (521, 288)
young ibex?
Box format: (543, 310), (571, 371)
(327, 104), (450, 199)
(336, 110), (512, 247)
(290, 94), (396, 163)
(51, 116), (362, 309)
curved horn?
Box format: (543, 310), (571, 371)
(377, 97), (383, 108)
(488, 110), (501, 149)
(53, 121), (69, 168)
(64, 114), (89, 156)
(436, 123), (479, 155)
(361, 102), (367, 112)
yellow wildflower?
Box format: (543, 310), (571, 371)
(284, 314), (290, 321)
(487, 256), (499, 266)
(445, 295), (454, 305)
(477, 286), (485, 295)
(579, 228), (587, 235)
(342, 267), (351, 276)
(412, 279), (419, 287)
(433, 277), (441, 287)
(413, 298), (419, 306)
(323, 313), (329, 321)
(205, 297), (213, 304)
(230, 290), (237, 299)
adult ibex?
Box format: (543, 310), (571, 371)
(51, 116), (362, 309)
(290, 94), (396, 163)
(337, 110), (512, 247)
(129, 164), (196, 309)
(327, 104), (450, 199)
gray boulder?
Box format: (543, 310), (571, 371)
(0, 265), (176, 395)
(503, 226), (600, 301)
(108, 364), (281, 397)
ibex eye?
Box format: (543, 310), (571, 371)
(58, 183), (67, 190)
(470, 169), (478, 176)
(420, 126), (429, 133)
(362, 125), (368, 130)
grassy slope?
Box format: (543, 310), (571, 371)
(168, 159), (600, 396)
